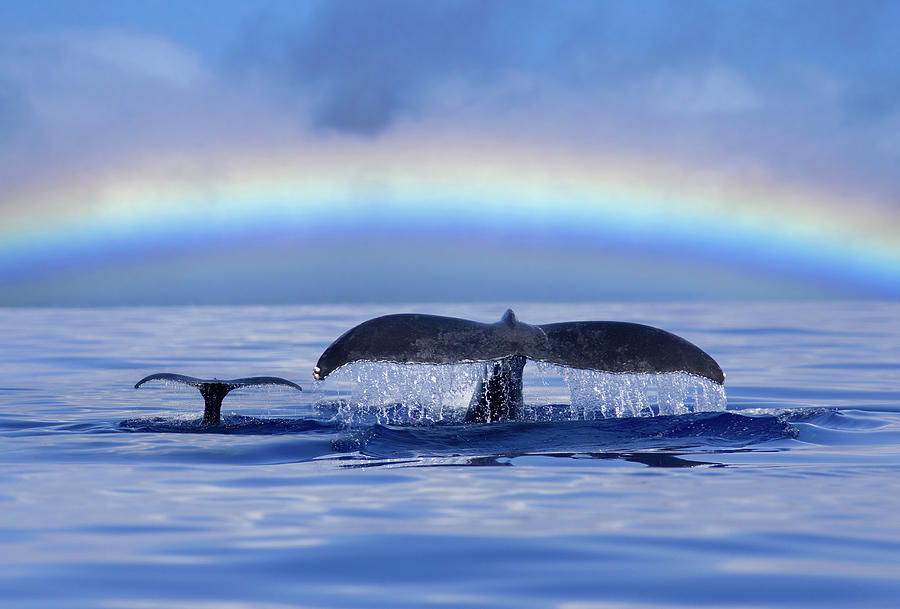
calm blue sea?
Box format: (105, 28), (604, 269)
(0, 302), (898, 609)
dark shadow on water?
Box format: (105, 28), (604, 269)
(338, 451), (726, 469)
(113, 410), (810, 467)
(119, 414), (338, 435)
(324, 411), (801, 470)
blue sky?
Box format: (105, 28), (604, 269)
(1, 1), (899, 304)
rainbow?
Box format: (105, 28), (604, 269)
(2, 129), (899, 303)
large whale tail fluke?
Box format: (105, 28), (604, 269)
(134, 373), (302, 425)
(314, 309), (724, 423)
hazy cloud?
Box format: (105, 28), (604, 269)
(0, 29), (294, 190)
(0, 31), (208, 131)
(0, 79), (33, 142)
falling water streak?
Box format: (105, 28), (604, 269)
(552, 364), (728, 419)
(317, 361), (727, 426)
(537, 362), (727, 419)
(322, 361), (485, 426)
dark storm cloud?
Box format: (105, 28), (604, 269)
(282, 0), (554, 133)
(255, 0), (900, 134)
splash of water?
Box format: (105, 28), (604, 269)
(317, 361), (485, 426)
(535, 362), (727, 419)
(316, 360), (727, 426)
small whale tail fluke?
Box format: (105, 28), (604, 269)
(134, 373), (302, 425)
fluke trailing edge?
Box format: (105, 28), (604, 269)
(314, 309), (724, 423)
(134, 373), (302, 425)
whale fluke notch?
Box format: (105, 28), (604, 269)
(134, 373), (302, 425)
(314, 309), (724, 423)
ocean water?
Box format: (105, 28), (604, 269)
(0, 302), (898, 609)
